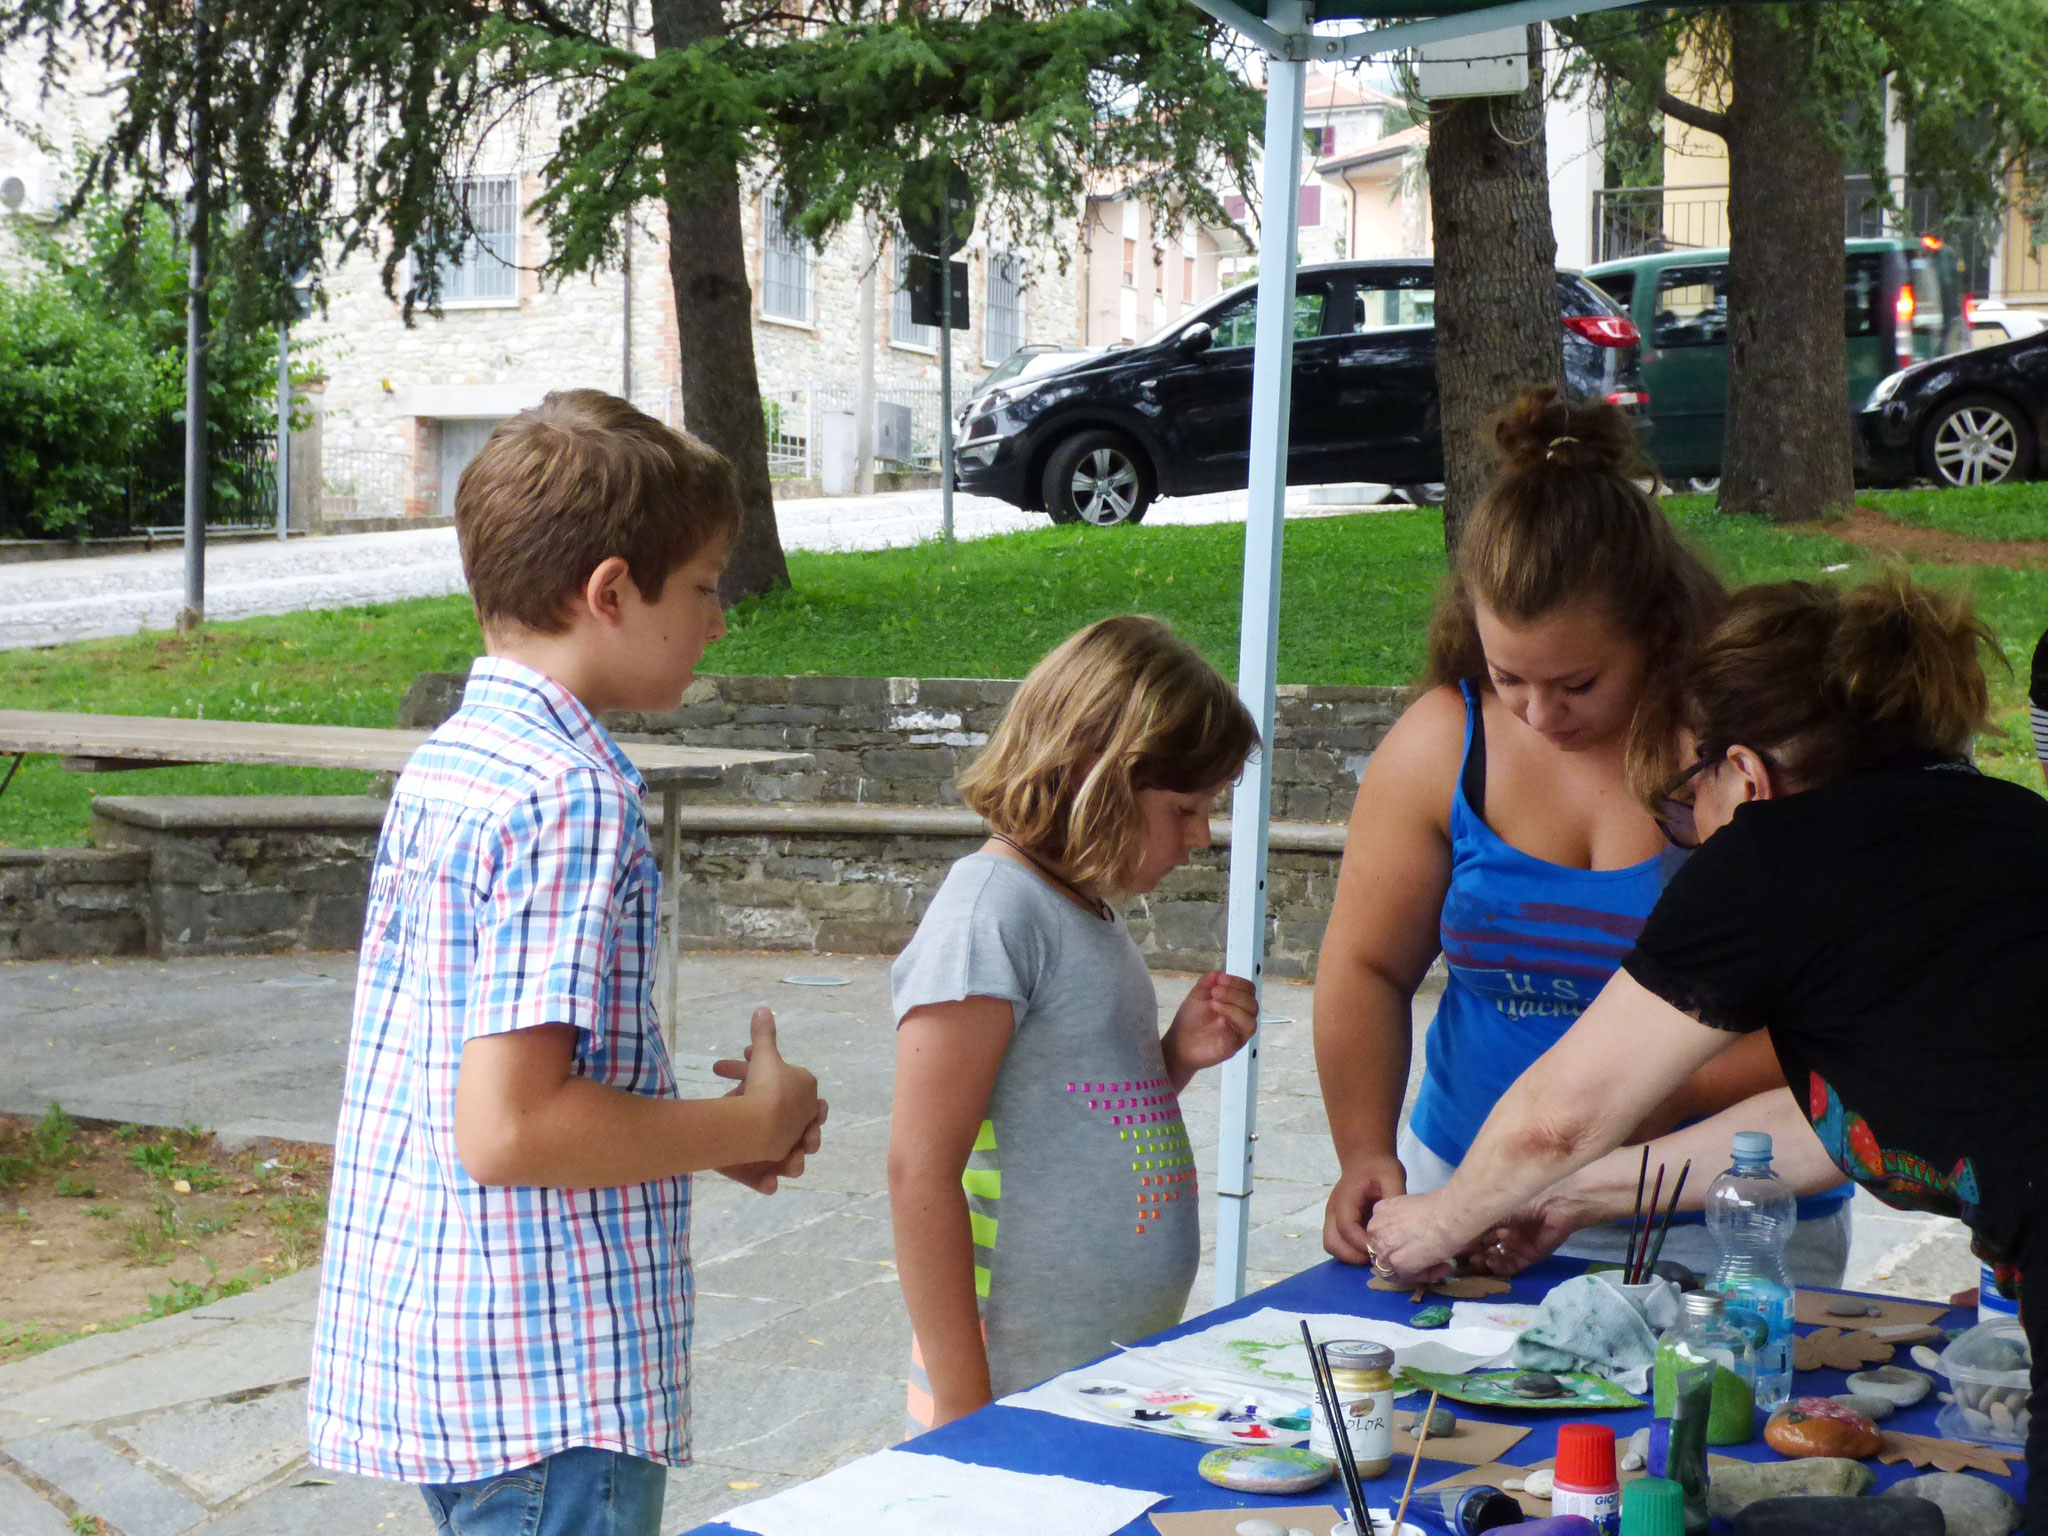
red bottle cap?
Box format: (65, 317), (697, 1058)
(1555, 1422), (1618, 1491)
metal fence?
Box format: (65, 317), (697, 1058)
(1593, 176), (2001, 295)
(125, 429), (279, 535)
(638, 381), (969, 478)
(321, 446), (411, 521)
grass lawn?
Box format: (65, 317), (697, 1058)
(1860, 481), (2048, 544)
(3, 498), (2042, 847)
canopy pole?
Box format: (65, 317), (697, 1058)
(1214, 0), (1308, 1308)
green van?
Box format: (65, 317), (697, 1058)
(1585, 236), (1966, 484)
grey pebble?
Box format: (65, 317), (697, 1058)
(1509, 1371), (1566, 1399)
(1408, 1406), (1458, 1438)
(1831, 1393), (1896, 1422)
(1910, 1345), (1943, 1372)
(1845, 1367), (1932, 1408)
(1884, 1472), (2022, 1536)
(1825, 1297), (1883, 1318)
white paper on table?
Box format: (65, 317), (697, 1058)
(1124, 1307), (1515, 1390)
(999, 1340), (1272, 1429)
(719, 1448), (1163, 1536)
(1449, 1298), (1544, 1334)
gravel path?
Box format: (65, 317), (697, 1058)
(0, 485), (1393, 651)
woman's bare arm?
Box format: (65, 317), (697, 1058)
(1314, 687), (1462, 1264)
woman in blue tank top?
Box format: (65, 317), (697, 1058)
(1314, 388), (1851, 1284)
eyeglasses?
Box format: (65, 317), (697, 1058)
(1651, 753), (1718, 850)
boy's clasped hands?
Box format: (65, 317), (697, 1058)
(711, 1007), (830, 1194)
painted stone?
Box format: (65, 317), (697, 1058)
(1709, 1457), (1875, 1520)
(1198, 1445), (1335, 1495)
(1763, 1399), (1883, 1461)
(1830, 1393), (1895, 1423)
(1844, 1368), (1932, 1408)
(1510, 1371), (1566, 1399)
(1883, 1473), (2023, 1536)
(1408, 1406), (1457, 1438)
(1734, 1495), (1944, 1536)
(1410, 1305), (1452, 1331)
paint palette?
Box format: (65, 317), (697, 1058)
(1058, 1377), (1314, 1445)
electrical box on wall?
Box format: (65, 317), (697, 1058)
(1413, 26), (1529, 100)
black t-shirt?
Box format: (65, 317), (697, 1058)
(1623, 757), (2048, 1262)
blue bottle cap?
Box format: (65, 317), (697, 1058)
(1731, 1131), (1772, 1161)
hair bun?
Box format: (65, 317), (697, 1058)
(1492, 384), (1640, 477)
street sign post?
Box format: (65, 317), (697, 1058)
(898, 158), (978, 542)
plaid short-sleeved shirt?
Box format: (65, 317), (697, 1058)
(309, 658), (691, 1484)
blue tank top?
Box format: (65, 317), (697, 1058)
(1408, 681), (1678, 1166)
(1407, 683), (1852, 1221)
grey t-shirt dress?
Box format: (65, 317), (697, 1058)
(892, 854), (1200, 1400)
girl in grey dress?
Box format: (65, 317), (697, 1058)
(889, 615), (1262, 1431)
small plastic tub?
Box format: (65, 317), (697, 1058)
(1935, 1316), (2033, 1447)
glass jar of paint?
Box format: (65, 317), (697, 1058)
(1308, 1340), (1395, 1477)
(1653, 1290), (1757, 1445)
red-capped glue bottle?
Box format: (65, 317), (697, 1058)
(1552, 1422), (1622, 1535)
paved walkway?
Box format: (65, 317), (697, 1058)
(0, 951), (1974, 1534)
(0, 485), (1397, 650)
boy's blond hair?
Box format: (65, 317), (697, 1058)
(959, 616), (1259, 893)
(455, 389), (740, 633)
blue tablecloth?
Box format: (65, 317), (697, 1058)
(684, 1256), (2024, 1534)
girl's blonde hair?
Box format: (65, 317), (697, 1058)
(1633, 570), (1998, 802)
(959, 616), (1259, 893)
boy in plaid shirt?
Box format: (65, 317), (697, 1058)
(310, 391), (826, 1536)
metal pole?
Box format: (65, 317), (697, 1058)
(1214, 0), (1309, 1307)
(178, 1), (212, 630)
(939, 269), (955, 542)
(275, 320), (291, 541)
(855, 217), (878, 496)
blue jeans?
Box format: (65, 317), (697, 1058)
(420, 1448), (667, 1536)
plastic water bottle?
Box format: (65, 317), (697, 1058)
(1705, 1131), (1796, 1410)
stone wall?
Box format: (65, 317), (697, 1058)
(88, 797), (385, 959)
(401, 672), (1406, 824)
(0, 849), (148, 960)
(663, 807), (1343, 979)
(0, 800), (1348, 978)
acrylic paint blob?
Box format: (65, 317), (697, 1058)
(1062, 1378), (1313, 1446)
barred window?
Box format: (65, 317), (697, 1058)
(985, 252), (1026, 362)
(761, 190), (814, 323)
(891, 241), (935, 349)
(430, 175), (518, 303)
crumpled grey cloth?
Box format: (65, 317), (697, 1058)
(1510, 1272), (1681, 1393)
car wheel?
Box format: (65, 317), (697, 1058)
(1920, 394), (2038, 487)
(1042, 431), (1152, 527)
(1398, 483), (1447, 508)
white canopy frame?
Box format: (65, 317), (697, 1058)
(1204, 0), (1642, 1305)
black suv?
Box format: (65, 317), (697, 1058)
(953, 258), (1649, 525)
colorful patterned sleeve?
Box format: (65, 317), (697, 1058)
(467, 766), (634, 1042)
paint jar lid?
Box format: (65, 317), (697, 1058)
(1323, 1340), (1394, 1374)
(1619, 1475), (1684, 1536)
(1554, 1422), (1618, 1491)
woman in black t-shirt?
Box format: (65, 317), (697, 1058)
(1361, 574), (2048, 1528)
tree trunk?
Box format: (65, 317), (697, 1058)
(1427, 26), (1562, 558)
(648, 0), (791, 603)
(1720, 5), (1855, 521)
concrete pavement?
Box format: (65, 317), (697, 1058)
(1, 484), (1398, 650)
(0, 951), (1973, 1534)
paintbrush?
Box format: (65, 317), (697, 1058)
(1392, 1387), (1442, 1535)
(1301, 1320), (1375, 1536)
(1632, 1163), (1667, 1284)
(1621, 1144), (1650, 1285)
(1643, 1159), (1692, 1279)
